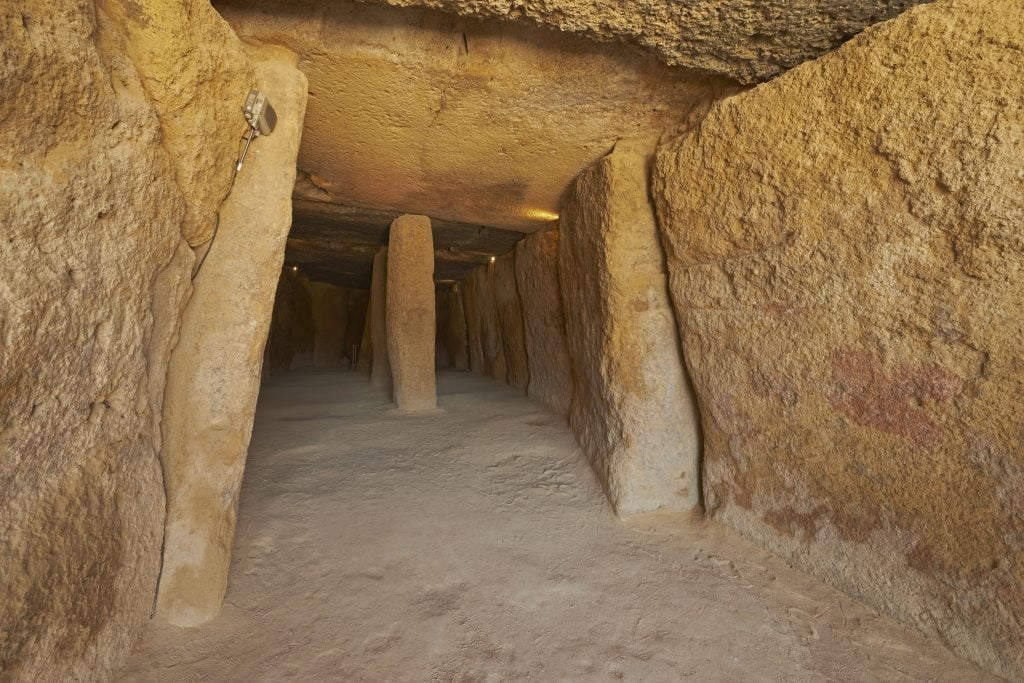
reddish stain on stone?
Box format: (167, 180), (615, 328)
(828, 348), (963, 447)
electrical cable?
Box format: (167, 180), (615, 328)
(190, 124), (257, 281)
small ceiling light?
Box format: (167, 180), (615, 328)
(292, 265), (298, 272)
(525, 208), (559, 222)
(489, 256), (496, 264)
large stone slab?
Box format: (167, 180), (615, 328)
(386, 215), (437, 411)
(369, 248), (392, 390)
(353, 0), (924, 83)
(447, 282), (470, 371)
(468, 264), (506, 382)
(462, 268), (485, 374)
(493, 252), (529, 392)
(560, 140), (701, 516)
(515, 227), (573, 417)
(652, 2), (1024, 678)
(0, 2), (248, 679)
(157, 51), (307, 627)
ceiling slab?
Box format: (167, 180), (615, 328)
(216, 0), (736, 232)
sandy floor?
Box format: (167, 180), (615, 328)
(121, 370), (991, 681)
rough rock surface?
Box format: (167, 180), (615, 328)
(310, 282), (349, 367)
(447, 283), (470, 371)
(652, 2), (1023, 678)
(560, 140), (702, 516)
(265, 269), (315, 374)
(369, 248), (392, 390)
(493, 253), (529, 392)
(358, 288), (374, 373)
(515, 226), (573, 417)
(471, 265), (507, 382)
(0, 1), (235, 679)
(435, 288), (452, 368)
(386, 215), (437, 411)
(102, 0), (255, 245)
(157, 50), (307, 627)
(355, 0), (925, 83)
(462, 269), (485, 374)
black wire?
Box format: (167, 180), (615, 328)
(190, 125), (254, 281)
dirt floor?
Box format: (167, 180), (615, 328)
(120, 370), (992, 681)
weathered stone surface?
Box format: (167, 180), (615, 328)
(386, 216), (437, 411)
(435, 288), (453, 368)
(493, 252), (529, 392)
(358, 288), (374, 373)
(447, 282), (470, 371)
(515, 226), (573, 416)
(462, 268), (485, 375)
(355, 0), (924, 83)
(345, 289), (370, 364)
(157, 50), (307, 627)
(218, 0), (733, 232)
(100, 0), (255, 245)
(310, 282), (349, 367)
(369, 248), (392, 390)
(0, 2), (234, 678)
(652, 2), (1023, 678)
(470, 265), (506, 382)
(264, 268), (315, 374)
(560, 140), (701, 516)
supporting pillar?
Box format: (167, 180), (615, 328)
(448, 282), (470, 370)
(559, 139), (700, 517)
(386, 215), (437, 411)
(157, 54), (308, 626)
(516, 226), (573, 416)
(494, 251), (529, 391)
(369, 248), (391, 390)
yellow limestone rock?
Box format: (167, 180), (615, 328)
(386, 215), (438, 411)
(560, 140), (702, 516)
(653, 1), (1024, 678)
(157, 50), (308, 627)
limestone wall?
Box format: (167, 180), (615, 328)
(493, 253), (529, 392)
(515, 227), (573, 416)
(447, 283), (470, 371)
(560, 140), (702, 516)
(462, 268), (485, 374)
(652, 1), (1023, 677)
(0, 1), (255, 679)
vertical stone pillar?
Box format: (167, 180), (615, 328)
(310, 282), (348, 367)
(463, 271), (484, 374)
(448, 282), (470, 370)
(369, 248), (391, 390)
(157, 54), (308, 626)
(494, 252), (529, 391)
(345, 289), (370, 366)
(559, 139), (701, 517)
(386, 215), (437, 411)
(516, 226), (573, 416)
(358, 289), (373, 373)
(435, 287), (452, 368)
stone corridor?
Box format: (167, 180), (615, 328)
(119, 371), (989, 681)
